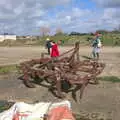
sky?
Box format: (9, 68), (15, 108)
(0, 0), (120, 35)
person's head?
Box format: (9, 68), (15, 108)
(95, 32), (102, 37)
(58, 40), (62, 45)
(50, 40), (55, 45)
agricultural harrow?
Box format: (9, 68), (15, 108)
(19, 42), (105, 100)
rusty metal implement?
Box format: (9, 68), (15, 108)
(19, 42), (105, 100)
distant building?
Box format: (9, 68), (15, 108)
(17, 35), (37, 40)
(0, 34), (16, 42)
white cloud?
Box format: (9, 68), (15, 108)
(101, 8), (120, 29)
(93, 0), (120, 8)
(35, 7), (92, 33)
(72, 8), (90, 18)
(0, 0), (120, 35)
(91, 0), (120, 31)
(39, 0), (71, 8)
(0, 0), (72, 35)
(14, 2), (25, 15)
(66, 16), (71, 22)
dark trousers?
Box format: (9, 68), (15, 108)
(47, 48), (50, 55)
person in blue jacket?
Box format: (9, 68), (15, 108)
(45, 38), (52, 55)
(92, 33), (102, 60)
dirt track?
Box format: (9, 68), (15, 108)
(0, 46), (120, 64)
(0, 46), (120, 77)
(0, 46), (120, 120)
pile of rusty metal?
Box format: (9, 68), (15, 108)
(19, 42), (105, 100)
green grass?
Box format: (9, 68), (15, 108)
(0, 101), (14, 112)
(75, 114), (91, 120)
(81, 55), (93, 60)
(0, 33), (120, 46)
(30, 33), (120, 46)
(0, 105), (9, 112)
(101, 33), (120, 46)
(0, 64), (18, 74)
(98, 76), (120, 83)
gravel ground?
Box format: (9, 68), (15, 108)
(0, 46), (120, 120)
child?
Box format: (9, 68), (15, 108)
(50, 41), (60, 58)
(92, 33), (102, 60)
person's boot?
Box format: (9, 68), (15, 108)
(96, 53), (99, 60)
(92, 52), (96, 60)
(48, 48), (50, 55)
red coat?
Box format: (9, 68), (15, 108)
(51, 44), (59, 57)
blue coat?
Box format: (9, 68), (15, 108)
(46, 41), (52, 48)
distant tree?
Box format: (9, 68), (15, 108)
(95, 30), (108, 34)
(69, 32), (81, 36)
(90, 32), (94, 36)
(69, 32), (88, 36)
(40, 26), (50, 36)
(111, 25), (120, 33)
(117, 24), (120, 31)
(55, 28), (64, 35)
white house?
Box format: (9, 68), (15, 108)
(0, 35), (16, 42)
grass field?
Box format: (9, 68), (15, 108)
(0, 65), (17, 74)
(0, 32), (120, 46)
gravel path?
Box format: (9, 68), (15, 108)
(0, 46), (120, 120)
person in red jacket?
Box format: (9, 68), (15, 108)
(50, 41), (60, 58)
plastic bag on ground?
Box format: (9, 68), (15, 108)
(0, 100), (73, 120)
(47, 106), (75, 120)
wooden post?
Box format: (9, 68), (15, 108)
(55, 67), (63, 98)
(41, 53), (44, 58)
(75, 42), (80, 61)
(68, 42), (80, 66)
